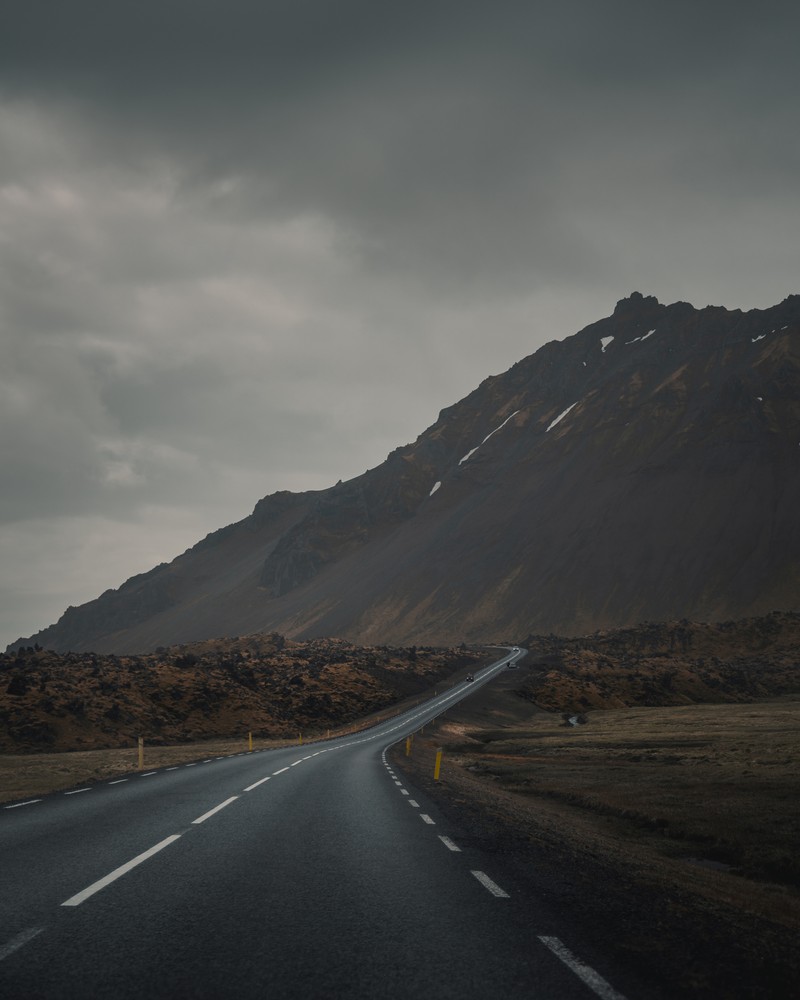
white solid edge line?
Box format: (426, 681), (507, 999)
(62, 835), (182, 907)
(438, 835), (462, 852)
(470, 870), (510, 898)
(4, 799), (42, 809)
(0, 926), (44, 962)
(192, 796), (239, 825)
(244, 776), (271, 791)
(538, 937), (628, 1000)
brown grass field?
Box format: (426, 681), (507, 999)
(392, 668), (800, 999)
(437, 697), (800, 889)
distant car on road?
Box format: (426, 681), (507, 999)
(465, 673), (474, 682)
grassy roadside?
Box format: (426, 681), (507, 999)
(389, 671), (800, 998)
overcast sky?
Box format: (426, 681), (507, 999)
(1, 1), (798, 648)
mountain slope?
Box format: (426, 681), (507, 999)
(14, 292), (800, 653)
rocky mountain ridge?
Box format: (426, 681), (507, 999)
(13, 292), (800, 653)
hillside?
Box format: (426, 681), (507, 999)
(12, 291), (800, 653)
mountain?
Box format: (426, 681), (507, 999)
(12, 292), (800, 653)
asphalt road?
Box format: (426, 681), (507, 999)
(0, 650), (631, 999)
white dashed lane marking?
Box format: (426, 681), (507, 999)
(538, 937), (628, 1000)
(4, 799), (42, 809)
(471, 871), (509, 898)
(62, 835), (182, 907)
(420, 814), (435, 825)
(244, 776), (271, 792)
(192, 797), (239, 825)
(64, 788), (91, 796)
(438, 836), (461, 852)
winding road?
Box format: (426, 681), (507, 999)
(0, 649), (630, 998)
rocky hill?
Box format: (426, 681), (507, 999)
(12, 292), (800, 653)
(517, 610), (800, 713)
(0, 636), (482, 753)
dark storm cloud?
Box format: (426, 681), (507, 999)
(3, 1), (797, 292)
(1, 0), (798, 646)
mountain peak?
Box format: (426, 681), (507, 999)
(613, 291), (661, 315)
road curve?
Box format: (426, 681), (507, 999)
(0, 649), (632, 999)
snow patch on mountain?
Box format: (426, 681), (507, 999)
(626, 329), (656, 345)
(459, 410), (520, 464)
(546, 402), (579, 433)
(601, 336), (614, 352)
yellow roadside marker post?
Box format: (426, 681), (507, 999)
(405, 736), (412, 757)
(434, 748), (443, 781)
(299, 733), (303, 745)
(138, 736), (144, 771)
(248, 732), (253, 752)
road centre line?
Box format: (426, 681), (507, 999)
(273, 767), (290, 775)
(4, 799), (42, 809)
(244, 776), (271, 791)
(192, 796), (239, 825)
(471, 871), (509, 898)
(290, 760), (303, 766)
(538, 937), (628, 1000)
(62, 835), (182, 907)
(0, 926), (44, 962)
(438, 836), (461, 852)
